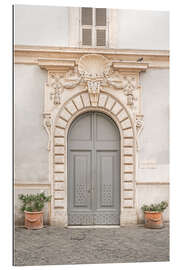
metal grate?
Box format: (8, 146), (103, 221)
(82, 7), (93, 25)
(96, 8), (106, 26)
(96, 29), (106, 46)
(82, 29), (92, 46)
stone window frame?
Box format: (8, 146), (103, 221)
(68, 7), (118, 48)
(80, 7), (109, 48)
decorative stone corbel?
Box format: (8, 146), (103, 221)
(136, 114), (144, 151)
(86, 80), (102, 106)
(43, 114), (52, 151)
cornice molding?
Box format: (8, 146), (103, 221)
(14, 45), (169, 69)
(38, 58), (76, 72)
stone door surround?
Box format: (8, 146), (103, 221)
(38, 52), (148, 226)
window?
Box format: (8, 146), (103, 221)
(81, 8), (108, 47)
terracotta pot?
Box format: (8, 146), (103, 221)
(144, 211), (163, 229)
(24, 211), (44, 229)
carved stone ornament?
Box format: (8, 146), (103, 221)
(48, 68), (82, 105)
(48, 73), (64, 105)
(78, 54), (111, 106)
(106, 71), (139, 107)
(43, 114), (52, 151)
(136, 114), (144, 151)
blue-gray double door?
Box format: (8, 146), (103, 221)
(68, 112), (120, 225)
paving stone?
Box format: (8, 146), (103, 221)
(14, 224), (169, 266)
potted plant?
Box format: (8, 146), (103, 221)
(19, 192), (51, 229)
(141, 201), (168, 229)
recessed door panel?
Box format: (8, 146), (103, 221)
(70, 151), (92, 209)
(68, 112), (120, 225)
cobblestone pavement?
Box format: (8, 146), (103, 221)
(14, 224), (169, 266)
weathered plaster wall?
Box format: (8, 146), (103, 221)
(139, 69), (169, 180)
(14, 64), (50, 224)
(116, 10), (169, 50)
(14, 5), (69, 46)
(14, 5), (169, 50)
(15, 65), (48, 183)
(136, 69), (169, 222)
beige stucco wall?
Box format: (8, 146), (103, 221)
(14, 64), (50, 224)
(116, 10), (169, 50)
(136, 69), (169, 222)
(15, 64), (48, 182)
(14, 5), (69, 46)
(14, 5), (169, 50)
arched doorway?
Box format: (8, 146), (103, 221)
(67, 111), (120, 225)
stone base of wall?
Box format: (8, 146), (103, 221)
(120, 209), (137, 226)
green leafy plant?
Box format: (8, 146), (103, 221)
(141, 201), (168, 212)
(18, 192), (51, 212)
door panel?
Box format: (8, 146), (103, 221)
(97, 151), (115, 208)
(70, 151), (92, 209)
(68, 112), (92, 142)
(95, 112), (119, 142)
(95, 151), (120, 224)
(68, 112), (120, 225)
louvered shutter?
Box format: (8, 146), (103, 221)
(96, 30), (106, 46)
(81, 7), (107, 47)
(96, 8), (106, 26)
(82, 29), (92, 46)
(82, 8), (93, 25)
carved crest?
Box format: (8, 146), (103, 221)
(78, 54), (111, 106)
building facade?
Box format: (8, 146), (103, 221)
(14, 5), (169, 226)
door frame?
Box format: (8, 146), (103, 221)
(67, 111), (121, 225)
(51, 91), (137, 226)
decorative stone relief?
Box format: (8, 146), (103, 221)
(47, 68), (82, 106)
(49, 73), (63, 105)
(86, 80), (102, 106)
(106, 71), (140, 108)
(136, 114), (144, 151)
(78, 54), (111, 106)
(43, 114), (52, 151)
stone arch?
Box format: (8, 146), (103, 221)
(52, 91), (136, 226)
